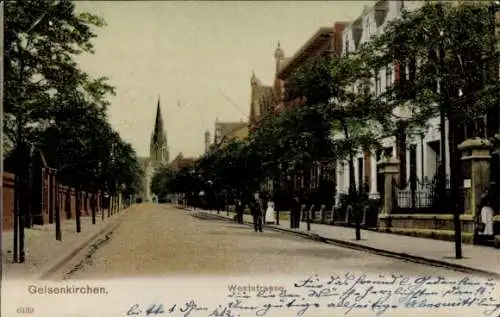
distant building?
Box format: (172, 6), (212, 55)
(212, 119), (248, 149)
(249, 23), (346, 130)
(169, 152), (196, 172)
(248, 24), (346, 197)
(204, 130), (211, 153)
(138, 97), (170, 202)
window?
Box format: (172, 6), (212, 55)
(409, 144), (418, 187)
(357, 157), (364, 192)
(385, 67), (393, 88)
(375, 70), (381, 94)
(384, 147), (393, 158)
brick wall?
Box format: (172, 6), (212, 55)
(2, 172), (101, 231)
(2, 173), (15, 231)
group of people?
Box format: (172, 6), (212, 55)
(234, 192), (276, 232)
(233, 192), (309, 232)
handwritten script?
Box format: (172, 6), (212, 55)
(125, 274), (500, 316)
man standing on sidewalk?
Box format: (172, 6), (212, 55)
(235, 196), (244, 224)
(290, 195), (300, 229)
(250, 192), (263, 232)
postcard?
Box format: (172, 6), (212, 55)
(2, 1), (500, 317)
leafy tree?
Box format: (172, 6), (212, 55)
(285, 53), (392, 239)
(4, 0), (109, 148)
(151, 166), (175, 198)
(3, 0), (144, 198)
(195, 139), (262, 205)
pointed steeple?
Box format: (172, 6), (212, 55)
(150, 96), (169, 167)
(152, 96), (165, 145)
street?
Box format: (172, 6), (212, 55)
(49, 204), (468, 280)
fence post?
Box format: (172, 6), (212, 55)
(377, 157), (400, 216)
(330, 205), (336, 225)
(320, 205), (326, 223)
(300, 204), (306, 228)
(458, 138), (492, 218)
(307, 204), (314, 231)
(345, 205), (352, 224)
(362, 205), (369, 226)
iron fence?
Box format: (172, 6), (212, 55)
(392, 176), (467, 214)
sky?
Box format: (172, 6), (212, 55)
(74, 1), (371, 159)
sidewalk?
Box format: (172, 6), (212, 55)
(2, 205), (136, 280)
(193, 208), (500, 278)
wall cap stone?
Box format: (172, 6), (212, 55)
(377, 156), (400, 167)
(458, 137), (492, 151)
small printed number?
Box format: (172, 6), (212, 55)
(16, 307), (34, 314)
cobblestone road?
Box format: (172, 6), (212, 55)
(51, 204), (467, 280)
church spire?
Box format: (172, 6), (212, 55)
(150, 96), (169, 167)
(152, 97), (166, 145)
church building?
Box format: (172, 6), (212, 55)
(138, 97), (170, 202)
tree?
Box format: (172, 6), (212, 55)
(366, 1), (500, 257)
(4, 0), (109, 148)
(151, 166), (175, 198)
(195, 139), (263, 206)
(285, 53), (393, 239)
(3, 0), (144, 196)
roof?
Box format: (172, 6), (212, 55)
(277, 27), (335, 80)
(169, 152), (196, 171)
(215, 121), (247, 138)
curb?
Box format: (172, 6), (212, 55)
(36, 209), (130, 280)
(196, 211), (500, 279)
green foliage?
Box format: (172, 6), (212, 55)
(366, 1), (500, 128)
(196, 139), (262, 196)
(166, 167), (202, 196)
(151, 166), (175, 197)
(3, 0), (143, 196)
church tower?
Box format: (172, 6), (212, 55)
(204, 129), (211, 153)
(150, 97), (169, 168)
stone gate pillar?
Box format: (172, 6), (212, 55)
(377, 157), (400, 215)
(458, 138), (492, 217)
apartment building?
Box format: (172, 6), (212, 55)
(336, 0), (500, 221)
(335, 0), (409, 203)
(249, 23), (346, 198)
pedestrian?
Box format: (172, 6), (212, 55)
(475, 191), (494, 244)
(235, 197), (244, 224)
(266, 198), (276, 224)
(250, 192), (263, 232)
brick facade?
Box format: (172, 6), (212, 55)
(2, 171), (101, 231)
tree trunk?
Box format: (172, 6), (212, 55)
(341, 118), (361, 240)
(396, 121), (408, 189)
(448, 116), (463, 259)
